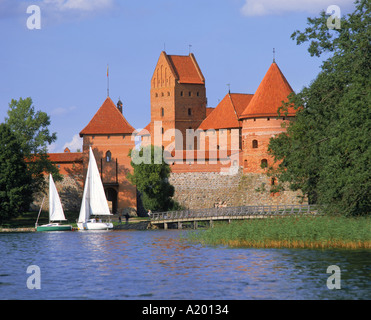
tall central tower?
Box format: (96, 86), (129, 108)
(150, 51), (207, 151)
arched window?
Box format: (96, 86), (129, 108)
(252, 140), (258, 148)
(161, 108), (164, 117)
(261, 159), (268, 168)
(244, 160), (248, 168)
(106, 151), (112, 162)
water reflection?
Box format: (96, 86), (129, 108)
(0, 230), (370, 300)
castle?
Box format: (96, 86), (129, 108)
(46, 51), (301, 215)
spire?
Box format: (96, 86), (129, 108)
(273, 48), (276, 63)
(240, 62), (296, 119)
(107, 64), (109, 97)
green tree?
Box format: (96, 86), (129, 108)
(0, 123), (33, 223)
(5, 97), (61, 193)
(127, 145), (178, 212)
(268, 0), (370, 216)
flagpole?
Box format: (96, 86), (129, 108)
(107, 64), (109, 97)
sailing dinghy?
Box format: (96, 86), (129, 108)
(77, 147), (113, 230)
(36, 174), (72, 232)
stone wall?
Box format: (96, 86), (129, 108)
(169, 169), (305, 209)
(31, 175), (83, 212)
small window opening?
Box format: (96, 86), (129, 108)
(106, 151), (112, 162)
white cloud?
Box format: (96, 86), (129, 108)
(42, 0), (114, 12)
(47, 143), (58, 153)
(51, 105), (76, 116)
(63, 134), (82, 152)
(240, 0), (354, 16)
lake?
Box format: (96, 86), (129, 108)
(0, 230), (370, 300)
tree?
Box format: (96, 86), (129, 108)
(5, 97), (61, 193)
(267, 0), (370, 216)
(0, 124), (33, 223)
(127, 145), (179, 212)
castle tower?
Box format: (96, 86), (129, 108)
(79, 97), (137, 214)
(239, 62), (297, 173)
(149, 51), (207, 151)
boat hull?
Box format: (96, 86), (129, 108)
(77, 222), (113, 230)
(36, 224), (72, 232)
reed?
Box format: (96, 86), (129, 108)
(187, 215), (371, 249)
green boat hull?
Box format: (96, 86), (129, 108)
(36, 225), (72, 232)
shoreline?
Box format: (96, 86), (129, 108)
(196, 239), (371, 249)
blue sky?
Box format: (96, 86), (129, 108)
(0, 0), (355, 152)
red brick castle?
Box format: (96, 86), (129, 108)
(47, 51), (298, 214)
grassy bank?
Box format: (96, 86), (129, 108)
(187, 216), (371, 249)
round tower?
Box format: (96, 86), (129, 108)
(240, 62), (297, 173)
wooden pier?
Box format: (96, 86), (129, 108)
(150, 204), (318, 229)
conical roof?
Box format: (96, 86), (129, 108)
(240, 62), (296, 119)
(79, 97), (135, 136)
(198, 93), (253, 130)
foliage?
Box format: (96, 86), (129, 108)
(127, 145), (179, 212)
(267, 0), (371, 216)
(5, 97), (61, 193)
(0, 124), (33, 223)
(188, 216), (371, 249)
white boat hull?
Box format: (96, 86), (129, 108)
(77, 221), (113, 230)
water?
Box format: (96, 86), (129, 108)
(0, 230), (370, 300)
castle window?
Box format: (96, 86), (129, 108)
(161, 92), (164, 97)
(155, 93), (158, 98)
(244, 160), (248, 168)
(253, 118), (256, 121)
(180, 91), (183, 96)
(106, 151), (112, 162)
(161, 108), (164, 117)
(252, 140), (258, 148)
(168, 92), (170, 96)
(188, 108), (192, 116)
(161, 127), (164, 134)
(261, 159), (268, 168)
(267, 117), (270, 121)
(188, 91), (191, 97)
(197, 92), (199, 96)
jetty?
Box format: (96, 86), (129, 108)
(150, 204), (318, 229)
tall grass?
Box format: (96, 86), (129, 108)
(187, 216), (371, 249)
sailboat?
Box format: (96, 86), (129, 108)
(36, 174), (73, 232)
(77, 147), (113, 230)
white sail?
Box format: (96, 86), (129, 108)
(49, 174), (66, 222)
(78, 147), (111, 223)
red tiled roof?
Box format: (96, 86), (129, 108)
(206, 107), (215, 117)
(240, 62), (296, 119)
(167, 53), (205, 84)
(198, 93), (253, 130)
(80, 97), (135, 136)
(137, 123), (151, 136)
(48, 152), (83, 163)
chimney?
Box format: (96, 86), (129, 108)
(117, 99), (123, 114)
